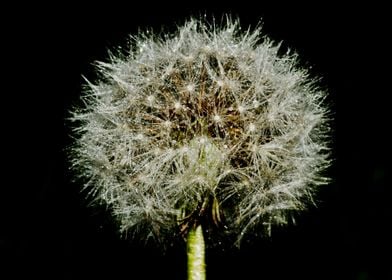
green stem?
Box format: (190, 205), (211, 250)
(187, 225), (206, 280)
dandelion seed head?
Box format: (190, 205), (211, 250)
(70, 17), (331, 245)
(248, 123), (256, 132)
(147, 95), (154, 103)
(186, 84), (195, 93)
(217, 80), (225, 87)
(163, 120), (172, 128)
(213, 115), (222, 122)
(174, 101), (182, 110)
(135, 133), (144, 141)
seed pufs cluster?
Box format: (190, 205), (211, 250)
(70, 19), (330, 244)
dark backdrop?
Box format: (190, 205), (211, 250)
(2, 3), (389, 280)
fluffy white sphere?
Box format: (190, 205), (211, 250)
(70, 18), (330, 244)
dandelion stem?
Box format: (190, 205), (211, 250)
(187, 225), (206, 280)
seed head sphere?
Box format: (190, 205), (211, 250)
(70, 19), (330, 244)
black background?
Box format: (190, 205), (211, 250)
(2, 3), (390, 280)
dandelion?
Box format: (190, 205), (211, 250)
(69, 17), (330, 280)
